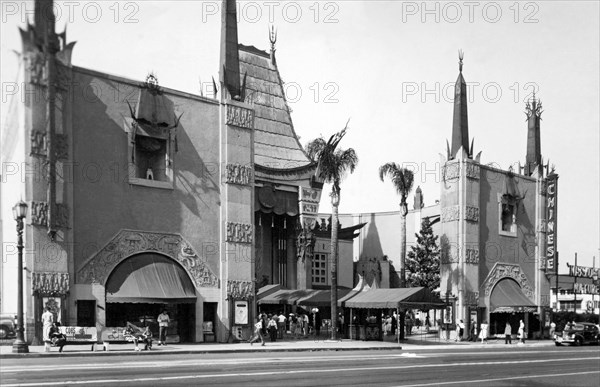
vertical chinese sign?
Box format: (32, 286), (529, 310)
(545, 174), (558, 274)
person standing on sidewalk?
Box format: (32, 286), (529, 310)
(157, 309), (170, 346)
(455, 319), (464, 342)
(549, 321), (556, 339)
(277, 312), (286, 339)
(479, 320), (488, 344)
(41, 307), (54, 352)
(504, 321), (512, 344)
(250, 317), (265, 346)
(518, 320), (526, 344)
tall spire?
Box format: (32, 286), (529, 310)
(524, 93), (543, 176)
(219, 0), (241, 100)
(450, 50), (470, 159)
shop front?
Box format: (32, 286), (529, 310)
(104, 253), (197, 342)
(343, 287), (446, 341)
(487, 278), (538, 338)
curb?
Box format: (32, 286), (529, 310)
(0, 345), (403, 359)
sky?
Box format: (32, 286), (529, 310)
(1, 0), (599, 272)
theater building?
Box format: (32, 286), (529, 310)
(2, 0), (328, 343)
(335, 55), (557, 339)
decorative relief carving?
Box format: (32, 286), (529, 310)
(226, 222), (253, 243)
(465, 206), (479, 222)
(226, 105), (254, 129)
(32, 272), (70, 295)
(482, 263), (535, 300)
(296, 226), (316, 263)
(443, 163), (460, 181)
(465, 291), (479, 306)
(537, 220), (547, 233)
(539, 180), (547, 196)
(226, 163), (253, 185)
(227, 280), (254, 300)
(30, 201), (49, 226)
(441, 206), (459, 222)
(466, 163), (480, 180)
(30, 201), (69, 229)
(55, 134), (69, 160)
(30, 131), (69, 159)
(465, 248), (479, 264)
(28, 52), (47, 86)
(77, 230), (219, 288)
(31, 130), (47, 157)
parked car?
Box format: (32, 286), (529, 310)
(0, 313), (17, 339)
(554, 322), (600, 346)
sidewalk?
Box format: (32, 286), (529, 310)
(0, 335), (555, 359)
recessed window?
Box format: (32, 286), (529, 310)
(498, 194), (517, 237)
(312, 253), (327, 285)
(125, 119), (174, 190)
(134, 135), (167, 181)
(501, 203), (516, 232)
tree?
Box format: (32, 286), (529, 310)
(406, 218), (440, 291)
(306, 121), (358, 340)
(378, 163), (414, 287)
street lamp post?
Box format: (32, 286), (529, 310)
(12, 200), (29, 353)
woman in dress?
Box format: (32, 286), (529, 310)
(41, 307), (54, 352)
(479, 320), (488, 343)
(518, 320), (526, 344)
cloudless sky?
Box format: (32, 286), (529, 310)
(1, 1), (598, 270)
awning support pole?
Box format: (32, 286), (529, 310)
(397, 307), (400, 345)
(350, 308), (353, 340)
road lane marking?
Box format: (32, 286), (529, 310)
(0, 353), (422, 373)
(2, 348), (597, 373)
(2, 356), (598, 386)
(393, 370), (600, 386)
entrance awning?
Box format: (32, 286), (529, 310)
(344, 287), (446, 310)
(490, 279), (536, 313)
(297, 288), (353, 308)
(106, 253), (196, 303)
(257, 289), (317, 305)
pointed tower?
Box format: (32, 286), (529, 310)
(219, 0), (241, 100)
(524, 94), (543, 176)
(450, 50), (470, 159)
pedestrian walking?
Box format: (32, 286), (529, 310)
(303, 313), (309, 336)
(504, 321), (512, 344)
(41, 307), (54, 352)
(518, 320), (526, 344)
(549, 321), (556, 338)
(250, 317), (265, 346)
(455, 319), (464, 342)
(157, 309), (170, 346)
(268, 316), (278, 342)
(479, 321), (488, 343)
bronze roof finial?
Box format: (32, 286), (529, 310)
(458, 49), (464, 72)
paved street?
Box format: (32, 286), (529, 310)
(1, 346), (598, 386)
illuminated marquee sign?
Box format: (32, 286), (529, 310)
(545, 175), (558, 274)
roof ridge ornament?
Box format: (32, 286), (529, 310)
(269, 24), (277, 65)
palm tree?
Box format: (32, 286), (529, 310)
(306, 121), (358, 340)
(379, 162), (415, 288)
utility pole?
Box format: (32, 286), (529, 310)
(573, 253), (578, 314)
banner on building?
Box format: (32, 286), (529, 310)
(59, 326), (98, 342)
(545, 174), (558, 274)
(298, 186), (322, 229)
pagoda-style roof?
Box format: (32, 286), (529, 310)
(238, 44), (314, 173)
